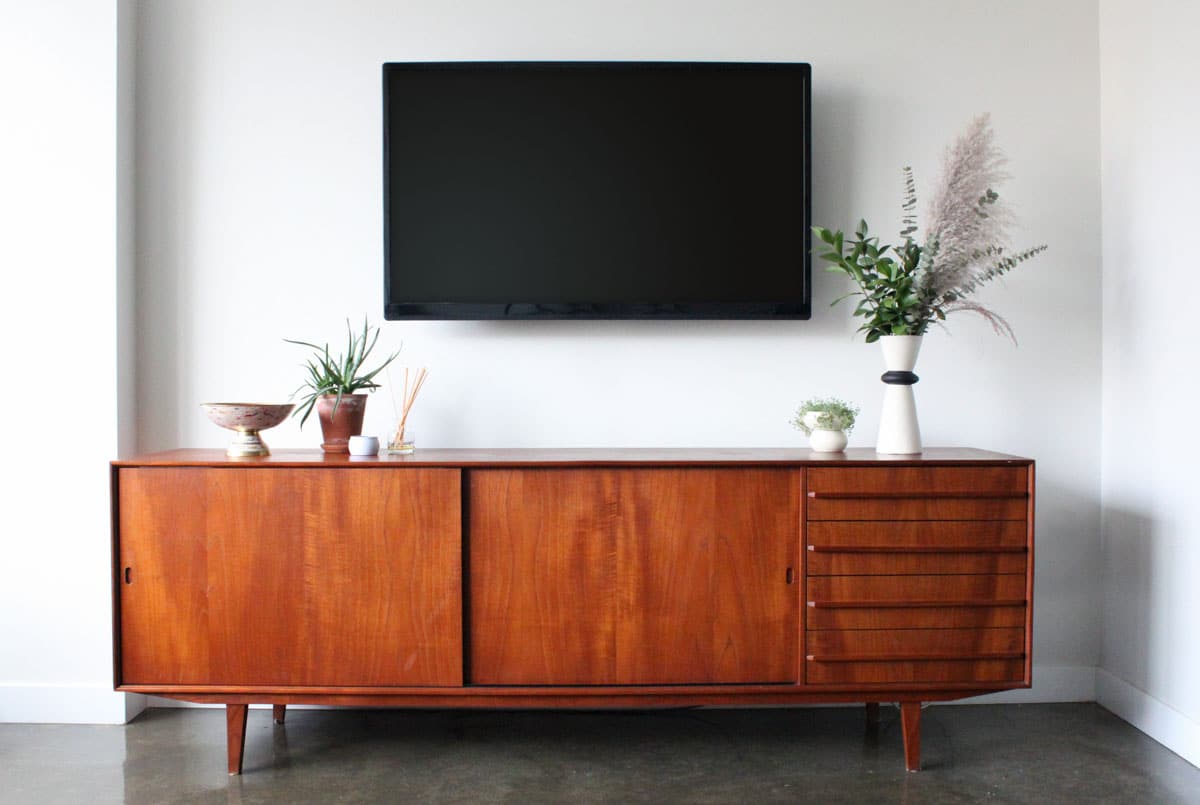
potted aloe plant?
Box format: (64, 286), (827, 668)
(286, 319), (399, 453)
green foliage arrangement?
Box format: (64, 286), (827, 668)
(813, 115), (1047, 344)
(792, 397), (860, 435)
(285, 319), (400, 427)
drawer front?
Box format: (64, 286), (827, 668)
(807, 574), (1027, 606)
(807, 604), (1026, 630)
(807, 659), (1025, 684)
(807, 626), (1025, 684)
(805, 572), (1029, 685)
(807, 467), (1029, 521)
(807, 627), (1024, 658)
(808, 496), (1027, 521)
(808, 550), (1026, 576)
(808, 521), (1028, 550)
(802, 463), (1032, 689)
(808, 467), (1027, 495)
(808, 521), (1028, 578)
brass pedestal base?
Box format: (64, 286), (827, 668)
(226, 429), (270, 458)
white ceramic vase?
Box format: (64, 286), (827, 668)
(876, 335), (923, 455)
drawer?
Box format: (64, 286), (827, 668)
(807, 574), (1028, 606)
(808, 467), (1028, 495)
(808, 521), (1028, 550)
(806, 658), (1025, 684)
(806, 467), (1029, 521)
(807, 604), (1026, 631)
(807, 627), (1024, 659)
(808, 550), (1026, 576)
(807, 522), (1028, 576)
(807, 496), (1027, 521)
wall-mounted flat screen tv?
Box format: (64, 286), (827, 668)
(383, 61), (811, 320)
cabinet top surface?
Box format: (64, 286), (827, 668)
(113, 447), (1032, 468)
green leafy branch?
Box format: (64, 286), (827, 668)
(813, 220), (937, 343)
(811, 116), (1048, 344)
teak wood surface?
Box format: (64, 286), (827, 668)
(118, 467), (462, 687)
(114, 446), (1026, 467)
(468, 468), (799, 685)
(111, 447), (1034, 776)
(806, 627), (1024, 658)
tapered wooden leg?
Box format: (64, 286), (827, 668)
(900, 702), (921, 772)
(865, 702), (881, 726)
(226, 704), (249, 776)
(273, 704), (287, 725)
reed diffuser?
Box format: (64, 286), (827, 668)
(387, 367), (428, 454)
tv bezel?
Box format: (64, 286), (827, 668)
(382, 61), (812, 321)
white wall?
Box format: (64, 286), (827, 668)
(0, 1), (137, 723)
(9, 2), (1200, 762)
(1098, 0), (1200, 767)
(132, 0), (1103, 703)
(0, 0), (1104, 725)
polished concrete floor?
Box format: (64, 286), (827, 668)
(1, 704), (1197, 804)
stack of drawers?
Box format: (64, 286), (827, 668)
(804, 466), (1032, 687)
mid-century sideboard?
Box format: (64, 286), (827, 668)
(110, 447), (1034, 774)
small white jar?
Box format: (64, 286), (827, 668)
(347, 435), (380, 456)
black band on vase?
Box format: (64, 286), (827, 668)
(881, 371), (919, 386)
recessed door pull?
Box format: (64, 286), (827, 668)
(124, 567), (132, 584)
(786, 567), (794, 585)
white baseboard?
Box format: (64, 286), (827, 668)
(146, 696), (309, 710)
(949, 665), (1097, 704)
(1097, 669), (1200, 768)
(0, 685), (143, 725)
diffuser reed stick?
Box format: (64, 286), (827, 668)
(388, 367), (428, 451)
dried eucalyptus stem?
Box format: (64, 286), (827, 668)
(813, 114), (1047, 344)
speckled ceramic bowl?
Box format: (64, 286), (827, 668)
(201, 403), (294, 457)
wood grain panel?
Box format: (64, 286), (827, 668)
(119, 468), (210, 684)
(207, 469), (462, 686)
(133, 686), (1014, 707)
(113, 452), (1036, 777)
(118, 468), (462, 686)
(901, 702), (921, 771)
(807, 574), (1027, 606)
(617, 468), (799, 684)
(115, 447), (1031, 468)
(807, 520), (1028, 550)
(807, 658), (1024, 684)
(469, 468), (799, 685)
(315, 468), (462, 686)
(807, 628), (1024, 659)
(807, 550), (1026, 576)
(807, 497), (1027, 521)
(205, 470), (307, 685)
(468, 469), (620, 685)
(226, 704), (248, 775)
(806, 605), (1026, 631)
(807, 467), (1027, 495)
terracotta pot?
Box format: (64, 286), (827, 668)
(316, 394), (368, 453)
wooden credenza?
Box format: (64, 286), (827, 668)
(110, 448), (1034, 774)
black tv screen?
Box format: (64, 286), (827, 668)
(383, 61), (811, 320)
